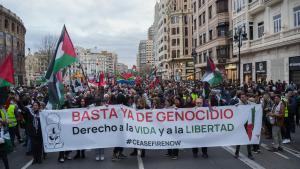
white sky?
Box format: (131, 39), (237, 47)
(0, 0), (157, 67)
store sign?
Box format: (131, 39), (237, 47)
(186, 69), (194, 74)
(289, 56), (300, 71)
(255, 61), (267, 74)
(243, 63), (252, 74)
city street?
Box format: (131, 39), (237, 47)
(2, 131), (300, 169)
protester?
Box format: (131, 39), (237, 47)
(0, 104), (9, 169)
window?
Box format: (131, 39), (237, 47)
(185, 27), (188, 36)
(185, 38), (188, 47)
(209, 30), (213, 40)
(294, 6), (300, 27)
(185, 49), (188, 55)
(216, 0), (228, 13)
(172, 28), (176, 35)
(199, 35), (203, 45)
(198, 53), (202, 63)
(193, 2), (197, 13)
(203, 33), (206, 43)
(209, 6), (212, 19)
(177, 38), (180, 46)
(177, 27), (180, 34)
(199, 15), (202, 26)
(217, 23), (229, 37)
(198, 0), (201, 8)
(203, 52), (207, 62)
(172, 39), (176, 46)
(12, 23), (15, 32)
(177, 50), (180, 58)
(273, 14), (281, 33)
(203, 12), (206, 24)
(172, 50), (176, 58)
(184, 15), (188, 24)
(217, 45), (229, 58)
(258, 22), (264, 38)
(4, 19), (9, 29)
(208, 50), (212, 57)
(202, 0), (205, 5)
(249, 22), (253, 40)
(194, 19), (197, 30)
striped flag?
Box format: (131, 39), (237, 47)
(45, 26), (77, 109)
(201, 57), (223, 87)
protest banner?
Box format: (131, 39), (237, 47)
(40, 104), (262, 152)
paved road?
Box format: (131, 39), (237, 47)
(2, 130), (300, 169)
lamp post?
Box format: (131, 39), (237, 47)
(234, 24), (247, 85)
(192, 48), (197, 83)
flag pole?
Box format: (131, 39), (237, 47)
(78, 62), (91, 91)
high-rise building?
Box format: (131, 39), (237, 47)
(192, 0), (234, 81)
(137, 40), (148, 72)
(166, 0), (194, 81)
(232, 0), (300, 84)
(148, 25), (155, 40)
(0, 5), (26, 85)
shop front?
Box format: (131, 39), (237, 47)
(243, 63), (252, 83)
(225, 64), (237, 83)
(255, 61), (267, 82)
(289, 56), (300, 85)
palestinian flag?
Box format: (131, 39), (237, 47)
(0, 52), (14, 87)
(45, 26), (77, 109)
(201, 57), (223, 87)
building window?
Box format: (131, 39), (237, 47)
(208, 50), (212, 57)
(203, 33), (206, 43)
(194, 19), (197, 30)
(172, 39), (176, 46)
(198, 53), (202, 63)
(209, 6), (212, 19)
(258, 22), (264, 38)
(273, 14), (281, 33)
(177, 38), (180, 45)
(185, 27), (188, 36)
(198, 0), (201, 8)
(199, 15), (202, 26)
(217, 23), (229, 37)
(217, 45), (229, 58)
(203, 12), (206, 24)
(294, 6), (300, 27)
(199, 35), (202, 45)
(185, 38), (188, 47)
(202, 0), (205, 5)
(209, 30), (213, 40)
(177, 50), (180, 58)
(185, 49), (188, 55)
(4, 19), (9, 29)
(249, 22), (253, 40)
(184, 15), (188, 24)
(177, 27), (180, 34)
(12, 23), (15, 32)
(172, 50), (176, 58)
(203, 52), (207, 62)
(216, 0), (228, 13)
(172, 28), (176, 35)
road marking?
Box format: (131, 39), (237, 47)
(261, 144), (289, 159)
(137, 150), (145, 169)
(223, 146), (266, 169)
(281, 147), (300, 158)
(21, 159), (33, 169)
(282, 146), (300, 154)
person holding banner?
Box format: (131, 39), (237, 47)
(74, 98), (87, 159)
(234, 92), (254, 160)
(267, 95), (284, 152)
(17, 99), (44, 164)
(192, 97), (208, 158)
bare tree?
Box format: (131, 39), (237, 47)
(38, 34), (58, 63)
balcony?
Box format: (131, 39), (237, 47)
(263, 0), (283, 6)
(249, 27), (300, 51)
(248, 0), (265, 15)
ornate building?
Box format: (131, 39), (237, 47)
(0, 5), (26, 85)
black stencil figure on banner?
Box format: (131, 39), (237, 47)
(45, 113), (64, 149)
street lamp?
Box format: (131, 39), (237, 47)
(192, 48), (197, 83)
(234, 24), (247, 85)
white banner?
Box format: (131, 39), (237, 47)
(40, 104), (262, 152)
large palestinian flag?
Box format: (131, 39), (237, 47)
(201, 57), (223, 87)
(0, 52), (14, 87)
(45, 26), (77, 109)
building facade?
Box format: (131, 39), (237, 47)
(232, 0), (300, 84)
(0, 5), (26, 85)
(166, 0), (194, 81)
(192, 0), (235, 81)
(78, 48), (118, 78)
(25, 52), (48, 86)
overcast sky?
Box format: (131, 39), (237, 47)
(0, 0), (157, 67)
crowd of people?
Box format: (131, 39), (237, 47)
(0, 79), (299, 169)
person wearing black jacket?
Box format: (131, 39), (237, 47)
(0, 105), (9, 169)
(74, 98), (87, 159)
(17, 98), (43, 164)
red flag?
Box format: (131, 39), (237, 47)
(98, 72), (106, 86)
(0, 52), (14, 87)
